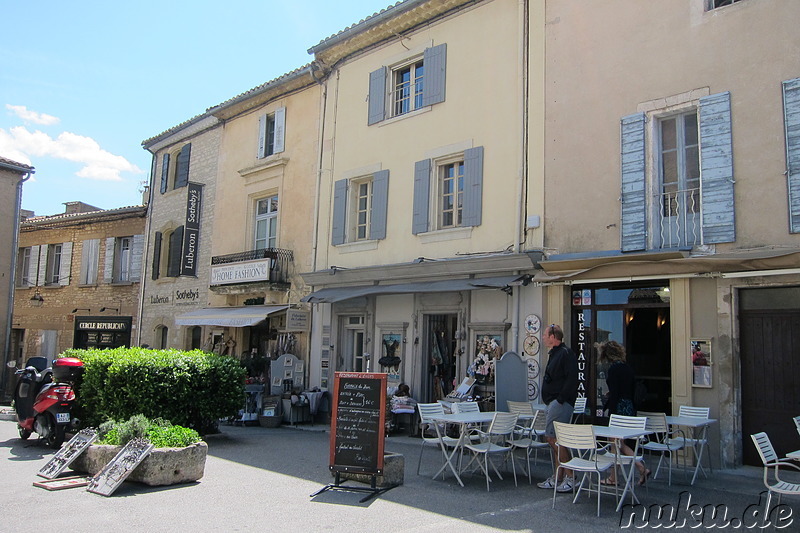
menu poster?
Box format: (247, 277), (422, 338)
(329, 372), (387, 475)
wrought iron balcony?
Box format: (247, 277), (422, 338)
(658, 187), (701, 249)
(211, 248), (293, 286)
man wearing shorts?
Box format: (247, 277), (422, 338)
(537, 324), (579, 493)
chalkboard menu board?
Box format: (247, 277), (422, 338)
(329, 372), (387, 475)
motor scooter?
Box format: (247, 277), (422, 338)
(13, 356), (84, 448)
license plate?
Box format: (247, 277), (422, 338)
(56, 413), (70, 424)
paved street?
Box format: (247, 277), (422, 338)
(0, 418), (797, 532)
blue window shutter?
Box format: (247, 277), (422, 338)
(412, 159), (431, 234)
(422, 43), (447, 107)
(368, 67), (387, 126)
(160, 153), (169, 194)
(783, 78), (800, 233)
(151, 231), (162, 280)
(699, 92), (735, 244)
(257, 114), (268, 159)
(331, 179), (347, 245)
(620, 112), (647, 252)
(273, 106), (286, 154)
(370, 170), (389, 240)
(462, 146), (484, 227)
(175, 144), (191, 189)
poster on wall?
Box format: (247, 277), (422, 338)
(691, 339), (712, 387)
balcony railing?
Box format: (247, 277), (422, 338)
(211, 248), (293, 285)
(658, 187), (701, 249)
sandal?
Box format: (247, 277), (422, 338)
(600, 477), (617, 486)
(638, 468), (651, 486)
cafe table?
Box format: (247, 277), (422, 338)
(426, 411), (503, 487)
(665, 415), (717, 485)
(592, 424), (653, 512)
(787, 450), (800, 461)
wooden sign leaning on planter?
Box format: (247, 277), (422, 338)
(87, 438), (154, 496)
(38, 428), (98, 480)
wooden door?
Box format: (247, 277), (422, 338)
(740, 310), (800, 465)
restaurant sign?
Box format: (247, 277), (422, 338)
(211, 259), (271, 286)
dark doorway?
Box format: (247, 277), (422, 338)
(422, 314), (457, 402)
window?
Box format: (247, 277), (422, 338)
(707, 0), (745, 10)
(341, 316), (366, 372)
(257, 107), (286, 158)
(159, 143), (191, 194)
(255, 196), (278, 250)
(16, 247), (32, 287)
(620, 92), (734, 252)
(413, 146), (484, 234)
(115, 237), (132, 281)
(104, 235), (143, 283)
(80, 239), (100, 285)
(331, 170), (389, 245)
(151, 228), (184, 280)
(155, 325), (168, 349)
(45, 244), (62, 285)
(368, 43), (447, 125)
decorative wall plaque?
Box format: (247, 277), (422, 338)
(87, 438), (154, 496)
(38, 428), (98, 480)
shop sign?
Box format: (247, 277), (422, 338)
(76, 321), (129, 331)
(180, 182), (203, 277)
(149, 294), (171, 305)
(286, 309), (310, 331)
(210, 259), (270, 285)
(575, 311), (587, 402)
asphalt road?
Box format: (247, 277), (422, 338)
(0, 419), (797, 533)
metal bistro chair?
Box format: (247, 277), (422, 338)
(571, 396), (588, 423)
(416, 402), (460, 477)
(638, 411), (686, 486)
(507, 400), (535, 436)
(552, 421), (615, 517)
(751, 432), (800, 524)
(794, 415), (800, 437)
(603, 414), (647, 502)
(453, 401), (484, 441)
(461, 411), (518, 491)
(677, 405), (713, 477)
(507, 410), (551, 484)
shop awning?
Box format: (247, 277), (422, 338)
(301, 275), (525, 304)
(174, 305), (288, 327)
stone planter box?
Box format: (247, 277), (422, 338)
(70, 441), (208, 486)
(333, 452), (404, 487)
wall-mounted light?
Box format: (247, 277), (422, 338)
(30, 290), (44, 306)
(99, 307), (120, 314)
(71, 308), (91, 313)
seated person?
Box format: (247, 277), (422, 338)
(389, 383), (417, 433)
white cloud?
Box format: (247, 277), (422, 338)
(6, 104), (60, 126)
(0, 126), (143, 181)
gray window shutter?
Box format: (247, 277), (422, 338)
(103, 237), (115, 283)
(368, 67), (387, 126)
(620, 112), (647, 252)
(37, 245), (47, 286)
(175, 144), (191, 189)
(699, 92), (735, 244)
(257, 114), (268, 159)
(331, 179), (348, 245)
(152, 231), (162, 280)
(370, 170), (390, 240)
(160, 153), (169, 194)
(130, 234), (144, 282)
(462, 146), (484, 227)
(28, 245), (40, 286)
(412, 159), (431, 235)
(273, 106), (286, 154)
(168, 227), (184, 277)
(422, 43), (447, 107)
(783, 78), (800, 233)
(58, 241), (72, 286)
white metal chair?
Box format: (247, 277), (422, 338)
(638, 411), (686, 485)
(507, 400), (535, 436)
(793, 415), (800, 437)
(603, 415), (648, 501)
(507, 410), (552, 484)
(453, 401), (481, 414)
(552, 421), (615, 516)
(678, 405), (713, 476)
(751, 432), (800, 524)
(572, 396), (588, 423)
(416, 402), (460, 476)
(461, 412), (519, 491)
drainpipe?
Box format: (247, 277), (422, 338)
(2, 171), (33, 400)
(135, 154), (157, 347)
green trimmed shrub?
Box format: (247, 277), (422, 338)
(98, 414), (201, 448)
(63, 347), (246, 434)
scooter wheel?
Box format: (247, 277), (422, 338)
(18, 426), (31, 440)
(44, 414), (65, 449)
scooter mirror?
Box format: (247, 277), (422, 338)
(5, 360), (16, 368)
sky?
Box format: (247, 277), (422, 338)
(0, 0), (397, 216)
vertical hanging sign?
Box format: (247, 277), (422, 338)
(180, 182), (203, 277)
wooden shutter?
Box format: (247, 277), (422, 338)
(130, 234), (144, 282)
(699, 92), (735, 244)
(331, 179), (348, 245)
(37, 245), (47, 286)
(422, 43), (447, 107)
(257, 114), (268, 159)
(368, 67), (387, 126)
(175, 144), (191, 189)
(167, 227), (184, 277)
(273, 106), (286, 154)
(783, 78), (800, 233)
(412, 159), (431, 234)
(28, 245), (40, 286)
(151, 231), (162, 280)
(370, 170), (389, 240)
(160, 153), (169, 193)
(620, 112), (647, 252)
(58, 241), (72, 286)
(462, 146), (484, 227)
(103, 237), (115, 283)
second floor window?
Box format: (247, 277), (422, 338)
(255, 196), (278, 250)
(438, 160), (464, 229)
(16, 247), (32, 287)
(393, 60), (424, 117)
(115, 237), (132, 282)
(353, 178), (373, 240)
(659, 112), (701, 248)
(45, 244), (62, 285)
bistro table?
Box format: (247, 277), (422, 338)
(665, 415), (717, 485)
(427, 411), (502, 487)
(787, 450), (800, 461)
(592, 425), (652, 512)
